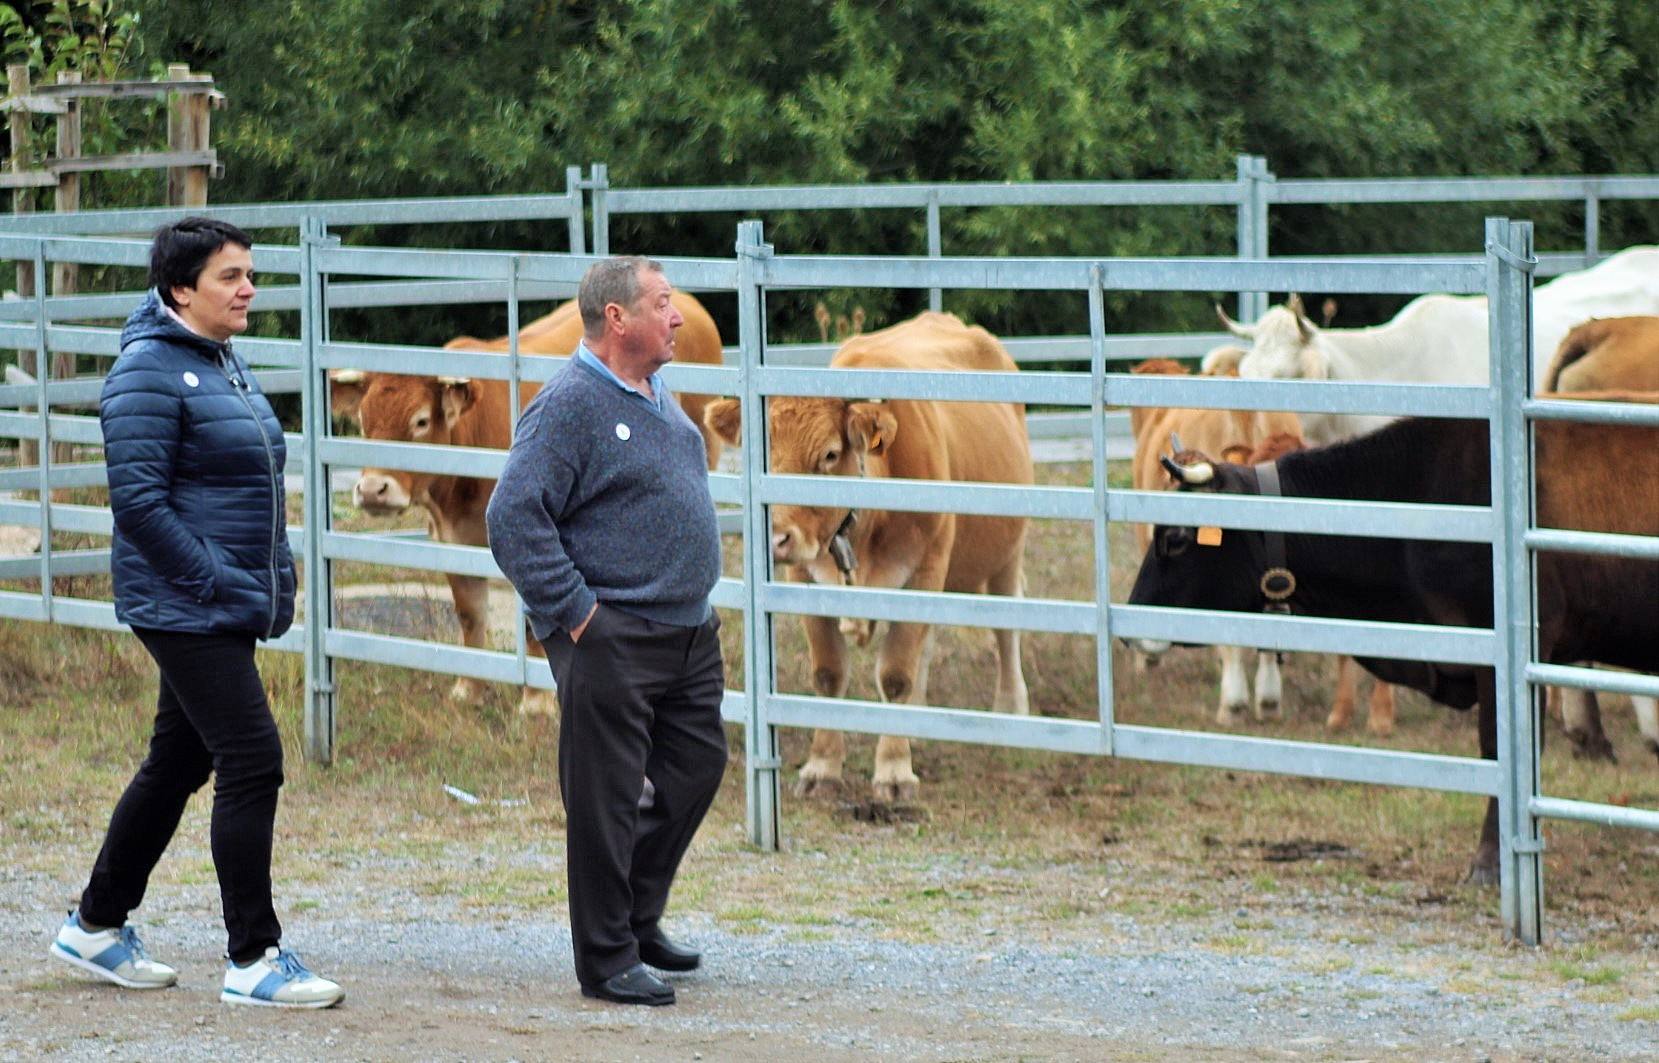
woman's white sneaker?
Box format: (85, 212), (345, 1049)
(221, 946), (344, 1009)
(49, 911), (178, 990)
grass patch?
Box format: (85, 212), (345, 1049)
(1551, 961), (1625, 986)
(1617, 1005), (1659, 1022)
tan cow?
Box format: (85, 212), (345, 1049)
(703, 311), (1033, 801)
(329, 293), (725, 716)
(1545, 315), (1659, 393)
(1542, 317), (1659, 762)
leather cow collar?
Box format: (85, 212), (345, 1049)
(1252, 460), (1296, 614)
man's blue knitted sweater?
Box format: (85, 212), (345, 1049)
(485, 351), (720, 641)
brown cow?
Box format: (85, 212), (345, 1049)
(1545, 315), (1659, 394)
(1543, 317), (1659, 762)
(703, 311), (1034, 801)
(329, 293), (725, 716)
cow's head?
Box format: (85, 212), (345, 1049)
(703, 396), (896, 570)
(1127, 445), (1265, 649)
(1215, 295), (1330, 382)
(329, 369), (480, 514)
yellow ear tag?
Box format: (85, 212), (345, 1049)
(1196, 526), (1224, 547)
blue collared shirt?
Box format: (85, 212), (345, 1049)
(576, 341), (664, 413)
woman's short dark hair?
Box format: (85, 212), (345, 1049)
(149, 217), (254, 308)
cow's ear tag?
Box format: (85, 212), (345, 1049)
(1196, 525), (1223, 547)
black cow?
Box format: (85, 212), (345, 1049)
(1127, 402), (1659, 882)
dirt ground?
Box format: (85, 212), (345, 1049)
(5, 709), (1659, 1063)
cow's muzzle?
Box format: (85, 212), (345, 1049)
(352, 471), (412, 513)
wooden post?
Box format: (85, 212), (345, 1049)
(8, 64), (37, 470)
(165, 64), (208, 207)
(48, 71), (80, 478)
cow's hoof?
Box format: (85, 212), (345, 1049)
(1215, 703), (1248, 726)
(794, 773), (844, 800)
(1253, 699), (1281, 722)
(872, 776), (920, 804)
(1465, 844), (1500, 887)
(517, 689), (559, 718)
(1325, 707), (1352, 731)
(1565, 730), (1617, 763)
(449, 678), (485, 703)
(1366, 718), (1396, 739)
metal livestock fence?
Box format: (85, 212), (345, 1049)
(1, 212), (1655, 948)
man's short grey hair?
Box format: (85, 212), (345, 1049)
(578, 255), (665, 337)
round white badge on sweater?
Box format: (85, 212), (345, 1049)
(182, 371), (199, 388)
(615, 423), (631, 441)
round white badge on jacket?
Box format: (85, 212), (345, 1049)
(182, 371), (199, 387)
(615, 423), (631, 441)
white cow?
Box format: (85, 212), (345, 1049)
(1213, 245), (1659, 445)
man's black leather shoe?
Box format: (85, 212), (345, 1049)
(638, 932), (701, 972)
(581, 963), (675, 1006)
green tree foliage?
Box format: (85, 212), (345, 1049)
(2, 0), (155, 210)
(70, 0), (1659, 340)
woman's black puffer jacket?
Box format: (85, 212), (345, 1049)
(101, 291), (295, 638)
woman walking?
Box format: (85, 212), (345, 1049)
(49, 217), (342, 1009)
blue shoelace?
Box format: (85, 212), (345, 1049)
(271, 949), (312, 980)
(118, 925), (149, 961)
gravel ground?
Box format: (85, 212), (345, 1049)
(4, 850), (1655, 1062)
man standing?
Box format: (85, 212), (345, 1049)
(486, 256), (727, 1006)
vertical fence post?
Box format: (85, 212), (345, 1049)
(300, 216), (337, 764)
(31, 240), (51, 615)
(589, 163), (610, 257)
(49, 72), (79, 478)
(1088, 264), (1114, 754)
(1485, 216), (1544, 945)
(9, 64), (37, 471)
(564, 166), (586, 255)
(165, 64), (209, 207)
(1234, 154), (1271, 323)
(1582, 186), (1600, 266)
(925, 191), (942, 313)
(736, 219), (780, 851)
(506, 258), (530, 692)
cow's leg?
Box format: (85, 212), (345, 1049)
(870, 624), (932, 803)
(1253, 651), (1282, 721)
(986, 559), (1030, 716)
(1328, 657), (1358, 731)
(1558, 685), (1616, 762)
(1216, 646), (1249, 724)
(795, 613), (851, 799)
(1470, 672), (1500, 886)
(1365, 680), (1397, 738)
(1635, 697), (1659, 763)
(445, 573), (490, 704)
(518, 628), (559, 718)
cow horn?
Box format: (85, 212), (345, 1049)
(1160, 454), (1215, 485)
(436, 375), (471, 386)
(1288, 294), (1315, 342)
(1215, 303), (1253, 340)
(329, 369), (365, 384)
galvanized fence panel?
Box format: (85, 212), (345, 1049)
(3, 188), (1655, 947)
